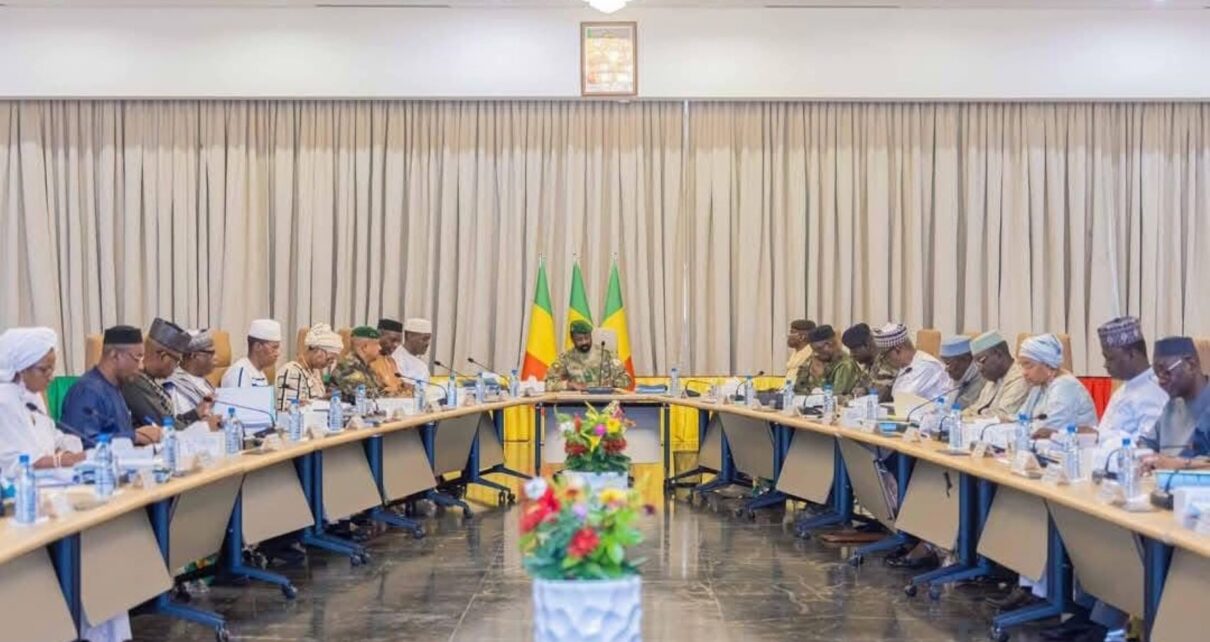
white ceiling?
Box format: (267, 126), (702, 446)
(1, 0), (1206, 9)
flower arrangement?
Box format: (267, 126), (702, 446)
(559, 401), (633, 474)
(519, 475), (652, 580)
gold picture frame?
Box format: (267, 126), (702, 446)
(580, 21), (638, 97)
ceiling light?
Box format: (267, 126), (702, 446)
(585, 0), (629, 15)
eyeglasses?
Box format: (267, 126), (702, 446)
(156, 349), (182, 365)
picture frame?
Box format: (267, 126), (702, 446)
(580, 21), (638, 97)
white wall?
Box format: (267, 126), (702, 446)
(1, 6), (1209, 100)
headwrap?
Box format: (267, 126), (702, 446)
(351, 326), (381, 340)
(807, 324), (835, 343)
(404, 318), (432, 334)
(305, 323), (343, 354)
(939, 336), (971, 359)
(186, 329), (215, 353)
(1020, 334), (1063, 369)
(248, 319), (282, 342)
(842, 323), (872, 349)
(0, 327), (57, 381)
(1154, 336), (1196, 359)
(569, 320), (594, 335)
(103, 325), (142, 346)
(790, 319), (816, 333)
(1097, 316), (1144, 349)
(970, 331), (1006, 356)
(378, 318), (404, 333)
(148, 317), (192, 353)
(872, 323), (909, 350)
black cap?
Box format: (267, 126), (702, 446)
(842, 323), (871, 349)
(148, 318), (192, 353)
(103, 325), (143, 346)
(790, 319), (816, 333)
(1155, 336), (1196, 359)
(808, 324), (835, 343)
(378, 318), (403, 333)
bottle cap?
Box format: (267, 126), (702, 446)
(18, 453), (30, 464)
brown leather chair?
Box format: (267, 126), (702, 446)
(1015, 332), (1074, 373)
(916, 329), (942, 358)
(1195, 337), (1210, 376)
(84, 334), (103, 370)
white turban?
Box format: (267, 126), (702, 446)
(0, 327), (58, 381)
(404, 318), (432, 334)
(1020, 333), (1063, 369)
(305, 323), (344, 354)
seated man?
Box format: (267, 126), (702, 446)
(330, 326), (387, 400)
(784, 318), (816, 384)
(61, 325), (161, 447)
(1095, 317), (1167, 443)
(939, 336), (985, 410)
(122, 318), (219, 429)
(371, 318), (410, 396)
(276, 323), (342, 410)
(1142, 336), (1210, 469)
(546, 320), (633, 392)
(169, 330), (218, 414)
(843, 322), (897, 402)
(0, 327), (86, 476)
(221, 319), (281, 388)
(393, 317), (433, 383)
(964, 331), (1029, 419)
(793, 324), (861, 396)
(875, 323), (951, 401)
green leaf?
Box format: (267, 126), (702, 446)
(607, 542), (624, 565)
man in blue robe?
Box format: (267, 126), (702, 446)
(61, 325), (163, 447)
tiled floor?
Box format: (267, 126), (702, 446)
(134, 448), (1046, 641)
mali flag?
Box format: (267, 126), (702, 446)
(600, 260), (636, 384)
(564, 261), (594, 349)
(520, 260), (558, 380)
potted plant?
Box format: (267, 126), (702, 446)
(520, 475), (651, 642)
(559, 401), (633, 491)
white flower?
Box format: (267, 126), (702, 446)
(523, 476), (548, 500)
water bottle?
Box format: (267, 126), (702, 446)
(922, 396), (946, 435)
(447, 373), (458, 407)
(670, 367), (681, 397)
(945, 403), (963, 450)
(509, 369), (520, 398)
(414, 378), (427, 412)
(287, 399), (303, 442)
(865, 387), (879, 423)
(354, 384), (368, 416)
(781, 380), (794, 413)
(162, 416), (178, 472)
(475, 373), (486, 404)
(328, 391), (344, 431)
(745, 376), (756, 408)
(15, 454), (38, 524)
(1119, 437), (1140, 500)
(822, 384), (835, 421)
(224, 407), (243, 455)
(1014, 412), (1032, 455)
(1063, 425), (1081, 481)
(95, 434), (116, 499)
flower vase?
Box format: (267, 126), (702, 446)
(532, 576), (642, 642)
(560, 470), (629, 492)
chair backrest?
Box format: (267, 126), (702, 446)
(84, 334), (103, 371)
(916, 329), (942, 358)
(1015, 332), (1074, 373)
(1195, 337), (1210, 376)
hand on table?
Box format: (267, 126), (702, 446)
(135, 424), (164, 445)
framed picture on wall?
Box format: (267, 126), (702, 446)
(581, 21), (638, 97)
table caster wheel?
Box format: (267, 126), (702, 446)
(216, 626), (231, 642)
(746, 510), (757, 522)
(281, 584), (298, 600)
(497, 490), (508, 505)
(903, 584), (917, 597)
(412, 526), (426, 539)
(463, 507), (474, 519)
(351, 554), (364, 567)
(848, 554), (864, 567)
(928, 585), (942, 601)
(173, 584), (192, 603)
(508, 492), (517, 505)
(988, 625), (1009, 642)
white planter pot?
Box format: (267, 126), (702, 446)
(561, 470), (629, 492)
(532, 576), (642, 642)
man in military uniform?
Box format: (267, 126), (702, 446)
(842, 322), (897, 401)
(330, 326), (387, 399)
(794, 325), (862, 396)
(545, 321), (633, 392)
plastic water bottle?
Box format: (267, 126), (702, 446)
(670, 368), (681, 397)
(95, 434), (116, 499)
(447, 373), (458, 407)
(822, 384), (835, 421)
(1063, 425), (1081, 481)
(922, 396), (946, 435)
(945, 403), (963, 450)
(509, 369), (520, 398)
(414, 378), (427, 412)
(745, 376), (756, 408)
(865, 387), (879, 423)
(15, 454), (38, 524)
(162, 416), (178, 472)
(1014, 412), (1032, 455)
(475, 373), (486, 404)
(354, 384), (368, 416)
(328, 391), (344, 431)
(1118, 437), (1140, 500)
(781, 380), (794, 413)
(224, 407), (243, 455)
(287, 399), (303, 442)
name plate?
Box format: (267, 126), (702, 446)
(970, 441), (991, 460)
(902, 427), (922, 443)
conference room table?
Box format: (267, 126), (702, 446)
(0, 392), (1207, 642)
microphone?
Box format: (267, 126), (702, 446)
(679, 378), (717, 398)
(904, 386), (961, 423)
(212, 399), (278, 437)
(396, 372), (448, 395)
(467, 357), (495, 375)
(974, 420), (1019, 452)
(433, 360), (472, 380)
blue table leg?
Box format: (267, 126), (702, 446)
(219, 490), (296, 598)
(795, 440), (854, 536)
(50, 534), (82, 638)
(296, 451), (369, 561)
(420, 421), (473, 517)
(740, 422), (790, 514)
(667, 407), (715, 490)
(1142, 537), (1172, 641)
(907, 473), (992, 598)
(460, 411), (525, 504)
(691, 411), (742, 499)
(363, 435), (425, 538)
(481, 408), (530, 481)
(992, 514), (1071, 635)
(145, 499), (227, 634)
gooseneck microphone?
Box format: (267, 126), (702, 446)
(433, 360), (473, 380)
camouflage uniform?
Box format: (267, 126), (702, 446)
(545, 346), (633, 392)
(330, 354), (384, 400)
(793, 354), (863, 397)
(855, 352), (898, 401)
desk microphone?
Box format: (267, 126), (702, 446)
(679, 378), (716, 398)
(433, 360), (472, 380)
(26, 402), (90, 441)
(974, 420), (1019, 452)
(904, 385), (962, 422)
(396, 372), (448, 395)
(467, 357), (495, 375)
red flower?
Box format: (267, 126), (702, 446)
(567, 527), (600, 558)
(520, 488), (562, 533)
(602, 437), (627, 454)
(565, 442), (588, 456)
(573, 416), (583, 429)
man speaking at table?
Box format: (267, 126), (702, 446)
(545, 320), (632, 392)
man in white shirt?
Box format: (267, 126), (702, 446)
(221, 319), (281, 388)
(394, 317), (433, 384)
(875, 323), (951, 401)
(1095, 316), (1167, 443)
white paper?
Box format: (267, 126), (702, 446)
(214, 386), (276, 429)
(893, 392), (929, 420)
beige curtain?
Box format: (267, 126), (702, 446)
(2, 100), (1207, 376)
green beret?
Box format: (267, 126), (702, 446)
(351, 326), (380, 339)
(569, 320), (594, 335)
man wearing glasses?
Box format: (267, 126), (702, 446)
(61, 325), (164, 447)
(1141, 336), (1210, 470)
(122, 318), (221, 431)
